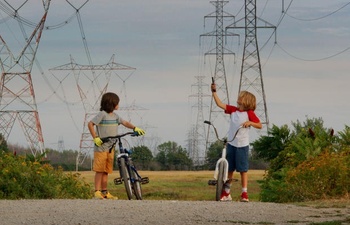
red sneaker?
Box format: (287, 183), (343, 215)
(220, 192), (232, 202)
(240, 192), (249, 202)
(220, 190), (232, 201)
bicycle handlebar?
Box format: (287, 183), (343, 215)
(204, 120), (211, 125)
(204, 120), (243, 143)
(100, 131), (138, 142)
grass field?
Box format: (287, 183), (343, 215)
(78, 170), (266, 201)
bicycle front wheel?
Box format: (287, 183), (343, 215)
(216, 161), (225, 201)
(119, 158), (133, 200)
(130, 168), (142, 200)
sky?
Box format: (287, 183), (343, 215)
(1, 0), (349, 154)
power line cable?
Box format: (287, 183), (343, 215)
(275, 1), (350, 61)
(286, 1), (350, 22)
(276, 42), (350, 61)
(0, 1), (37, 27)
(259, 0), (270, 17)
(0, 1), (84, 30)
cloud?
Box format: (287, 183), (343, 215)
(1, 0), (350, 152)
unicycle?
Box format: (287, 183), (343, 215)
(205, 120), (242, 201)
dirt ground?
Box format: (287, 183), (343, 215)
(0, 199), (349, 225)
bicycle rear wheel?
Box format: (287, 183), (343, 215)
(216, 161), (225, 201)
(130, 168), (142, 200)
(119, 157), (133, 200)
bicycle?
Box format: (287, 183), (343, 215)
(204, 120), (242, 201)
(101, 131), (149, 200)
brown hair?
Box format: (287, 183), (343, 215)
(100, 92), (120, 113)
(238, 91), (256, 111)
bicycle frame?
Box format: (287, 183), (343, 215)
(115, 142), (148, 186)
(213, 140), (229, 183)
(101, 132), (149, 200)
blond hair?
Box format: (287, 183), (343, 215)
(238, 91), (256, 111)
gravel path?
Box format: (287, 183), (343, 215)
(0, 199), (349, 225)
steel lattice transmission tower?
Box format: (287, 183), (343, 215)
(200, 0), (236, 149)
(50, 55), (135, 171)
(188, 76), (210, 165)
(226, 0), (276, 130)
(0, 1), (51, 156)
(57, 136), (65, 152)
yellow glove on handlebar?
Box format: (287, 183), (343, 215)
(93, 137), (103, 147)
(133, 127), (145, 136)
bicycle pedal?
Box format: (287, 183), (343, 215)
(208, 180), (217, 185)
(141, 177), (149, 184)
(114, 177), (123, 185)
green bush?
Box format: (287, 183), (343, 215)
(0, 152), (91, 199)
(285, 149), (350, 201)
(257, 118), (350, 202)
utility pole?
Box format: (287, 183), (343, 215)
(226, 0), (276, 130)
(0, 1), (51, 156)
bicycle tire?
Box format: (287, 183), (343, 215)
(119, 157), (133, 200)
(216, 161), (225, 201)
(130, 168), (142, 200)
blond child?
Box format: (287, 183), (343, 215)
(211, 82), (262, 202)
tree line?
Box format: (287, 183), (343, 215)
(1, 135), (266, 171)
(1, 116), (348, 202)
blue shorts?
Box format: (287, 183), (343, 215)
(226, 144), (249, 172)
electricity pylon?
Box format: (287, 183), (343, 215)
(50, 55), (135, 171)
(200, 0), (237, 150)
(57, 136), (65, 152)
(188, 76), (210, 165)
(226, 0), (276, 130)
(0, 1), (51, 156)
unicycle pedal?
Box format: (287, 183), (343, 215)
(114, 177), (123, 185)
(208, 180), (217, 185)
(141, 177), (149, 184)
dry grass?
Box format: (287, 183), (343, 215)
(78, 170), (266, 201)
(77, 170), (350, 207)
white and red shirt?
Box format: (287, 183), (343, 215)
(225, 105), (260, 147)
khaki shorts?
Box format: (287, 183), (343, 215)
(93, 150), (114, 174)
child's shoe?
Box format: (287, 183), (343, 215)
(220, 184), (232, 201)
(240, 192), (249, 202)
(94, 191), (105, 199)
(103, 191), (118, 200)
(220, 192), (232, 201)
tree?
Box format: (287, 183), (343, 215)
(205, 140), (224, 170)
(0, 133), (9, 153)
(337, 125), (350, 148)
(251, 124), (291, 161)
(155, 141), (193, 170)
(131, 145), (153, 170)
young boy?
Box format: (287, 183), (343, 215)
(211, 82), (262, 202)
(88, 92), (145, 199)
